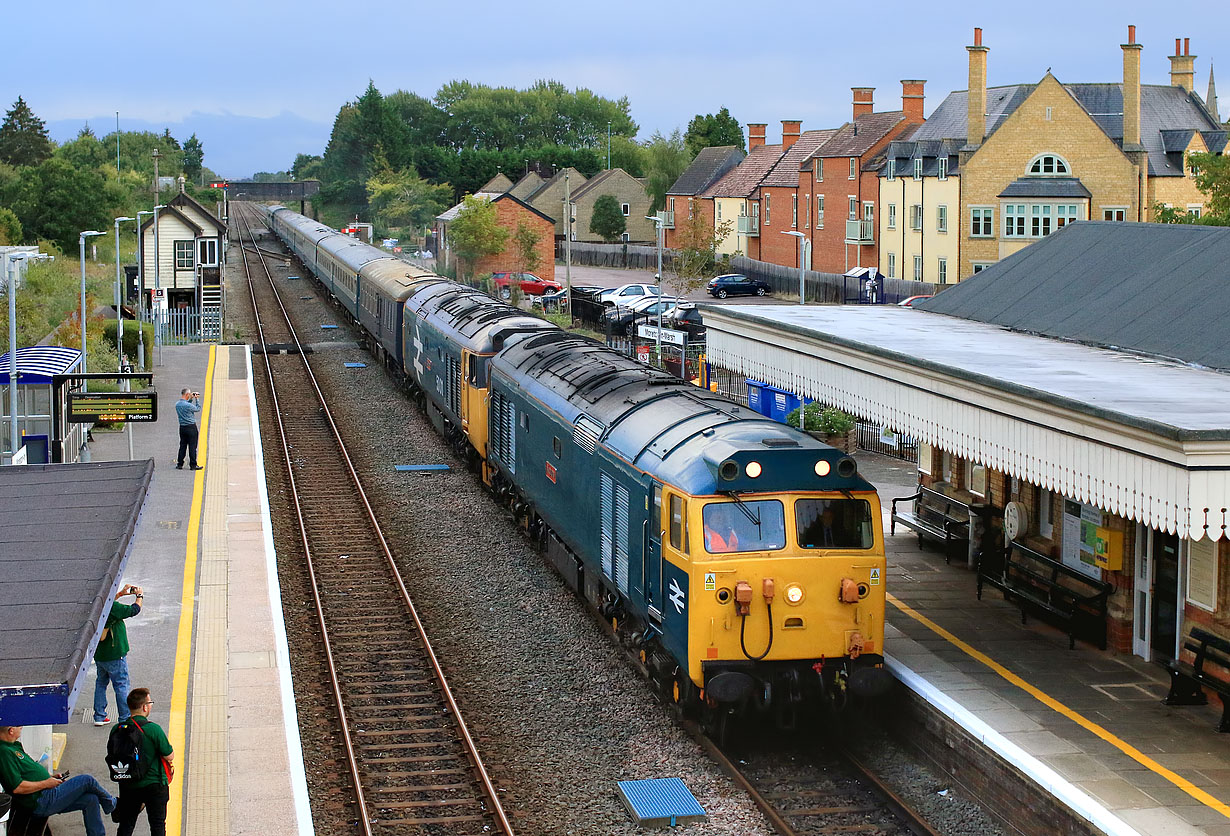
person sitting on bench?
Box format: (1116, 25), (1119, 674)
(0, 724), (117, 836)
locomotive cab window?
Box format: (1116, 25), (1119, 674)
(796, 498), (874, 549)
(669, 494), (688, 553)
(702, 500), (785, 554)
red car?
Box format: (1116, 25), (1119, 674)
(493, 272), (561, 299)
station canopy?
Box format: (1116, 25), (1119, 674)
(0, 346), (83, 385)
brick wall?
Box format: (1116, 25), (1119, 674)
(759, 185), (803, 267)
(473, 199), (557, 281)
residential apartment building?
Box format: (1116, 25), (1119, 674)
(799, 84), (924, 273)
(952, 27), (1224, 278)
(876, 138), (961, 285)
(567, 168), (655, 243)
(662, 145), (744, 249)
(757, 123), (838, 268)
(698, 129), (784, 257)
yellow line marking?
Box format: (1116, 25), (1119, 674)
(887, 592), (1230, 819)
(167, 345), (216, 836)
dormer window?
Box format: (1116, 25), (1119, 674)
(1027, 154), (1070, 176)
(886, 160), (895, 181)
(913, 158), (923, 180)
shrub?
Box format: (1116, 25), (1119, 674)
(786, 402), (856, 434)
(103, 320), (153, 364)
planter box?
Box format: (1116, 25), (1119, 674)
(808, 429), (857, 454)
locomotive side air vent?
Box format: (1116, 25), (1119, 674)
(573, 415), (603, 453)
(762, 438), (799, 448)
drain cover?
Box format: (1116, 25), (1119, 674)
(617, 777), (706, 827)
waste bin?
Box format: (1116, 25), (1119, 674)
(1, 791), (11, 836)
(746, 380), (771, 417)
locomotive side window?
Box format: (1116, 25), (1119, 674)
(702, 501), (785, 554)
(552, 437), (562, 459)
(795, 498), (874, 549)
(669, 494), (687, 551)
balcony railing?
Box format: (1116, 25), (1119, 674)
(845, 219), (874, 243)
(659, 210), (674, 229)
(737, 215), (760, 235)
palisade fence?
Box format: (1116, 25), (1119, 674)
(149, 308), (217, 345)
(557, 242), (934, 303)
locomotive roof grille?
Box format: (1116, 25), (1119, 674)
(762, 438), (799, 447)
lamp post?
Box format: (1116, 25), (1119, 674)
(79, 230), (105, 390)
(607, 121), (612, 170)
(152, 203), (167, 366)
(646, 213), (666, 362)
(135, 210), (156, 371)
(7, 252), (31, 458)
(113, 217), (135, 368)
(783, 231), (806, 304)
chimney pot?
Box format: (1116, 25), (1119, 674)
(1176, 38), (1182, 55)
(966, 32), (988, 147)
(1127, 24), (1135, 44)
(1185, 37), (1190, 56)
(974, 27), (982, 46)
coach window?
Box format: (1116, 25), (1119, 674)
(520, 412), (529, 432)
(552, 437), (562, 459)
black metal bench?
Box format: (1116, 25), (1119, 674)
(890, 486), (971, 564)
(978, 542), (1111, 649)
(1164, 626), (1230, 732)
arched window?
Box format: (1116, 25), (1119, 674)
(1027, 154), (1070, 176)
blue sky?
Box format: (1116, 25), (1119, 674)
(7, 0), (1226, 178)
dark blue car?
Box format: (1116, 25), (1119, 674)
(706, 274), (771, 298)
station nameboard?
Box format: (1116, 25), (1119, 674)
(67, 391), (158, 423)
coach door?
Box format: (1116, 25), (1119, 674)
(645, 481), (664, 624)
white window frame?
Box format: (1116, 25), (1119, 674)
(1038, 487), (1053, 539)
(1102, 206), (1127, 222)
(848, 196), (857, 220)
(887, 252), (896, 278)
(937, 204), (948, 233)
(966, 459), (987, 497)
(863, 201), (874, 223)
(887, 203), (897, 230)
(197, 237), (218, 267)
(1188, 204), (1204, 218)
(917, 440), (932, 475)
(621, 203), (630, 216)
(849, 157), (857, 180)
(971, 261), (995, 274)
(1045, 106), (1053, 121)
(1027, 153), (1071, 176)
(816, 195), (824, 228)
(909, 204), (922, 231)
(816, 158), (824, 181)
(802, 193), (809, 229)
(764, 194), (770, 226)
(1003, 203), (1027, 237)
(174, 239), (194, 270)
(913, 158), (923, 180)
(937, 157), (948, 180)
(886, 160), (895, 181)
(970, 206), (993, 238)
(913, 254), (923, 281)
(792, 194), (798, 228)
(937, 256), (947, 284)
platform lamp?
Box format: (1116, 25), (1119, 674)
(782, 230), (806, 304)
(113, 217), (135, 369)
(645, 213), (666, 362)
(7, 252), (33, 458)
(135, 209), (156, 371)
(79, 230), (105, 391)
(151, 203), (167, 367)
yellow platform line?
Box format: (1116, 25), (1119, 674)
(167, 345), (216, 836)
(887, 592), (1230, 820)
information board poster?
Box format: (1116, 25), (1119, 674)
(1061, 499), (1103, 578)
(1187, 537), (1218, 612)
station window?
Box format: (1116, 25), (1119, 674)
(174, 240), (194, 269)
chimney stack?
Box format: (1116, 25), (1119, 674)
(1123, 25), (1142, 150)
(852, 88), (875, 119)
(748, 123), (767, 151)
(901, 79), (926, 121)
(781, 120), (802, 151)
(966, 28), (988, 148)
(1170, 36), (1196, 92)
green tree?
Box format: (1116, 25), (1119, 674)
(55, 125), (110, 172)
(161, 128), (181, 150)
(366, 165), (453, 232)
(0, 97), (53, 167)
(670, 205), (733, 297)
(182, 134), (204, 183)
(0, 207), (22, 244)
(292, 153), (323, 180)
(684, 107), (744, 156)
(510, 220), (542, 275)
(7, 158), (115, 251)
(644, 129), (693, 213)
(589, 194), (627, 243)
(448, 195), (508, 280)
(607, 134), (647, 177)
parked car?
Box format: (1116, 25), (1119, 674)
(601, 296), (678, 336)
(706, 274), (772, 298)
(536, 284), (608, 311)
(492, 272), (562, 299)
(897, 294), (934, 308)
(597, 283), (660, 306)
(663, 303), (706, 341)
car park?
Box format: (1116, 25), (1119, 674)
(492, 272), (562, 299)
(663, 303), (706, 341)
(601, 296), (678, 335)
(897, 294), (934, 307)
(706, 274), (772, 298)
(597, 283), (660, 306)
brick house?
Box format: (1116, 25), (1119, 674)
(756, 122), (839, 268)
(436, 192), (556, 280)
(526, 168), (587, 239)
(697, 130), (784, 258)
(567, 168), (654, 243)
(662, 146), (744, 249)
(800, 85), (924, 273)
(954, 27), (1225, 278)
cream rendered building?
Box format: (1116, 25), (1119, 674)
(876, 139), (962, 285)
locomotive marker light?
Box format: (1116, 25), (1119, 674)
(815, 460), (831, 477)
(784, 584), (805, 605)
(745, 461), (762, 478)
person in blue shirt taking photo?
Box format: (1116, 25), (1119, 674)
(175, 388), (202, 471)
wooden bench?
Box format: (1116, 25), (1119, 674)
(890, 486), (971, 564)
(978, 542), (1111, 649)
(1164, 627), (1230, 732)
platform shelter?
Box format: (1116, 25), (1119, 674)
(0, 346), (84, 464)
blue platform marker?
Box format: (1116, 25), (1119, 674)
(394, 464), (450, 472)
(287, 276), (300, 281)
(343, 362), (366, 369)
(320, 324), (339, 329)
(300, 296), (312, 300)
(617, 777), (706, 827)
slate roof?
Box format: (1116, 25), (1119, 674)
(998, 177), (1092, 198)
(915, 221), (1230, 371)
(913, 82), (1224, 176)
(667, 146), (745, 196)
(700, 144), (784, 199)
(569, 168), (636, 201)
(805, 111), (910, 160)
(759, 129), (839, 188)
(0, 460), (153, 725)
(872, 136), (962, 177)
(508, 171), (544, 200)
(436, 192), (502, 223)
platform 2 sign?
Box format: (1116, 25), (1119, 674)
(67, 391), (158, 423)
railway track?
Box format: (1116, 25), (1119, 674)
(232, 203), (514, 835)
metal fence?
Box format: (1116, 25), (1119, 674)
(855, 421), (919, 463)
(150, 308), (214, 345)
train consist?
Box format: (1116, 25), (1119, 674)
(265, 205), (891, 724)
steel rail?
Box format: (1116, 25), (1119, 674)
(234, 204), (514, 834)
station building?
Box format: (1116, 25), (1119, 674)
(701, 221), (1230, 664)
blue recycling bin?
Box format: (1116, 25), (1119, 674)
(746, 380), (772, 417)
(764, 386), (800, 423)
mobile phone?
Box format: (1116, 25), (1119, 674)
(59, 770), (70, 779)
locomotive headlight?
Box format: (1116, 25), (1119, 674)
(814, 460), (831, 477)
(785, 584), (805, 605)
(745, 461), (762, 478)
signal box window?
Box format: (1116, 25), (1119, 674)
(796, 498), (874, 549)
(174, 240), (194, 269)
(702, 500), (785, 554)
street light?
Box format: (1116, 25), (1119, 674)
(79, 230), (105, 390)
(151, 204), (167, 366)
(646, 213), (666, 361)
(134, 210), (156, 371)
(782, 231), (806, 305)
(6, 251), (46, 459)
(113, 217), (135, 368)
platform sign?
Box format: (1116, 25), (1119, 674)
(67, 391), (158, 423)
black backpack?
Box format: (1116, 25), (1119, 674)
(105, 719), (150, 783)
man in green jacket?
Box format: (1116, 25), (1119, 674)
(94, 583), (144, 726)
(0, 724), (116, 836)
(113, 687), (174, 836)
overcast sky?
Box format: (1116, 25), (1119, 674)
(8, 0), (1227, 178)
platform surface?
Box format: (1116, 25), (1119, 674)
(48, 344), (311, 836)
(858, 452), (1230, 836)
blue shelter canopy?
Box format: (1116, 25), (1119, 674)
(0, 346), (83, 385)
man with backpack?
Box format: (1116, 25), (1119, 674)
(107, 687), (174, 836)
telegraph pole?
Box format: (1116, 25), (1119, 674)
(564, 172), (572, 315)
